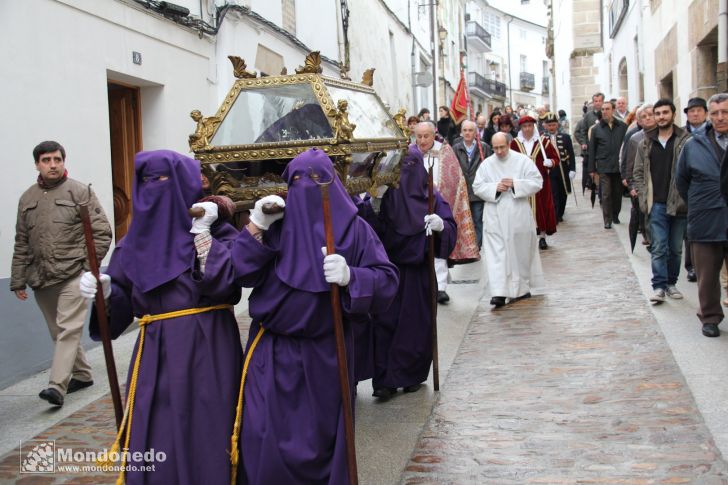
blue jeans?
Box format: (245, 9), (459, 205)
(649, 202), (687, 289)
(470, 200), (484, 249)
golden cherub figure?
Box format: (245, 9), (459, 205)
(188, 110), (221, 151)
(332, 99), (356, 142)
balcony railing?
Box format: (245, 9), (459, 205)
(542, 77), (550, 94)
(465, 21), (492, 52)
(520, 72), (535, 91)
(468, 72), (507, 99)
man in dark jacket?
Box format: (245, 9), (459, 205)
(682, 97), (709, 281)
(588, 100), (628, 228)
(453, 119), (492, 249)
(632, 99), (690, 304)
(11, 141), (112, 406)
(621, 104), (655, 246)
(676, 93), (728, 337)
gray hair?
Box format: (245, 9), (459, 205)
(460, 120), (477, 132)
(636, 103), (653, 117)
(415, 121), (436, 135)
(708, 93), (728, 106)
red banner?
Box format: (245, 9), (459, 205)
(450, 72), (469, 125)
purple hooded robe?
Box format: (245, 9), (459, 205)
(90, 150), (243, 484)
(358, 145), (457, 390)
(231, 148), (399, 484)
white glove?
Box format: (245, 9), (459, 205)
(80, 271), (111, 300)
(250, 195), (286, 230)
(543, 158), (554, 168)
(321, 247), (351, 286)
(190, 202), (218, 234)
(569, 171), (576, 180)
(424, 214), (444, 236)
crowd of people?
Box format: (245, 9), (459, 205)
(10, 90), (728, 483)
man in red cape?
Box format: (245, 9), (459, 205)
(510, 115), (560, 249)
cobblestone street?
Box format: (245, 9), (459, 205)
(402, 200), (728, 484)
(3, 194), (728, 484)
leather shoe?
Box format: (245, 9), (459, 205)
(67, 378), (93, 394)
(490, 296), (506, 307)
(372, 387), (397, 399)
(687, 269), (697, 282)
(613, 217), (621, 224)
(538, 238), (548, 250)
(437, 291), (450, 304)
(514, 292), (531, 301)
(39, 388), (63, 406)
(604, 222), (612, 229)
(403, 383), (422, 393)
(702, 323), (720, 337)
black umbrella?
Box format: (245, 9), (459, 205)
(628, 202), (639, 253)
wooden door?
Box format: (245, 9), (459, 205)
(108, 83), (142, 239)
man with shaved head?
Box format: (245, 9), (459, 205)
(453, 119), (493, 249)
(473, 133), (544, 308)
(414, 121), (480, 303)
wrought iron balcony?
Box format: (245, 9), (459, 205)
(520, 72), (535, 91)
(468, 72), (507, 100)
(465, 21), (492, 53)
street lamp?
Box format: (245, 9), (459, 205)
(489, 60), (497, 80)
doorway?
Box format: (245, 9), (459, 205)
(107, 82), (142, 240)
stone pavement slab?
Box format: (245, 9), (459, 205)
(401, 200), (728, 484)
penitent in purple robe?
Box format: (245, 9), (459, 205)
(91, 151), (243, 485)
(361, 145), (457, 390)
(231, 149), (399, 484)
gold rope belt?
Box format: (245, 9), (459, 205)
(98, 304), (233, 485)
(229, 325), (265, 485)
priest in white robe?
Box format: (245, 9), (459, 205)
(472, 132), (545, 307)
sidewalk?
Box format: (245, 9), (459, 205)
(401, 195), (728, 484)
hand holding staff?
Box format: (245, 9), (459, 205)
(426, 155), (440, 392)
(70, 186), (123, 428)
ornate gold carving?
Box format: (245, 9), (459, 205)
(189, 110), (222, 151)
(361, 68), (375, 87)
(228, 55), (257, 79)
(330, 99), (357, 143)
(295, 51), (323, 74)
(392, 108), (408, 136)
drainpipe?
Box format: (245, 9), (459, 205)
(506, 15), (514, 107)
(409, 0), (417, 114)
(430, 0), (438, 114)
(719, 0), (727, 90)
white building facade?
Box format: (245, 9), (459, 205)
(466, 0), (551, 116)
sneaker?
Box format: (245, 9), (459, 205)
(665, 286), (683, 299)
(649, 288), (666, 303)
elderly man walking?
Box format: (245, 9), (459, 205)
(676, 93), (728, 337)
(473, 133), (544, 308)
(453, 120), (492, 249)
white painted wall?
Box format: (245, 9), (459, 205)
(0, 0), (216, 277)
(600, 0), (643, 108)
(551, 0), (575, 120)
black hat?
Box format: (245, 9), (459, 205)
(543, 112), (559, 123)
(684, 97), (707, 113)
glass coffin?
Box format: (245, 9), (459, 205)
(189, 53), (409, 208)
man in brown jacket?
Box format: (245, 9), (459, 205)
(632, 99), (691, 304)
(11, 141), (111, 406)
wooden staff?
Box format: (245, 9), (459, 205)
(315, 179), (358, 485)
(427, 155), (440, 392)
(71, 187), (123, 428)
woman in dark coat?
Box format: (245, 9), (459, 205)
(437, 106), (459, 145)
